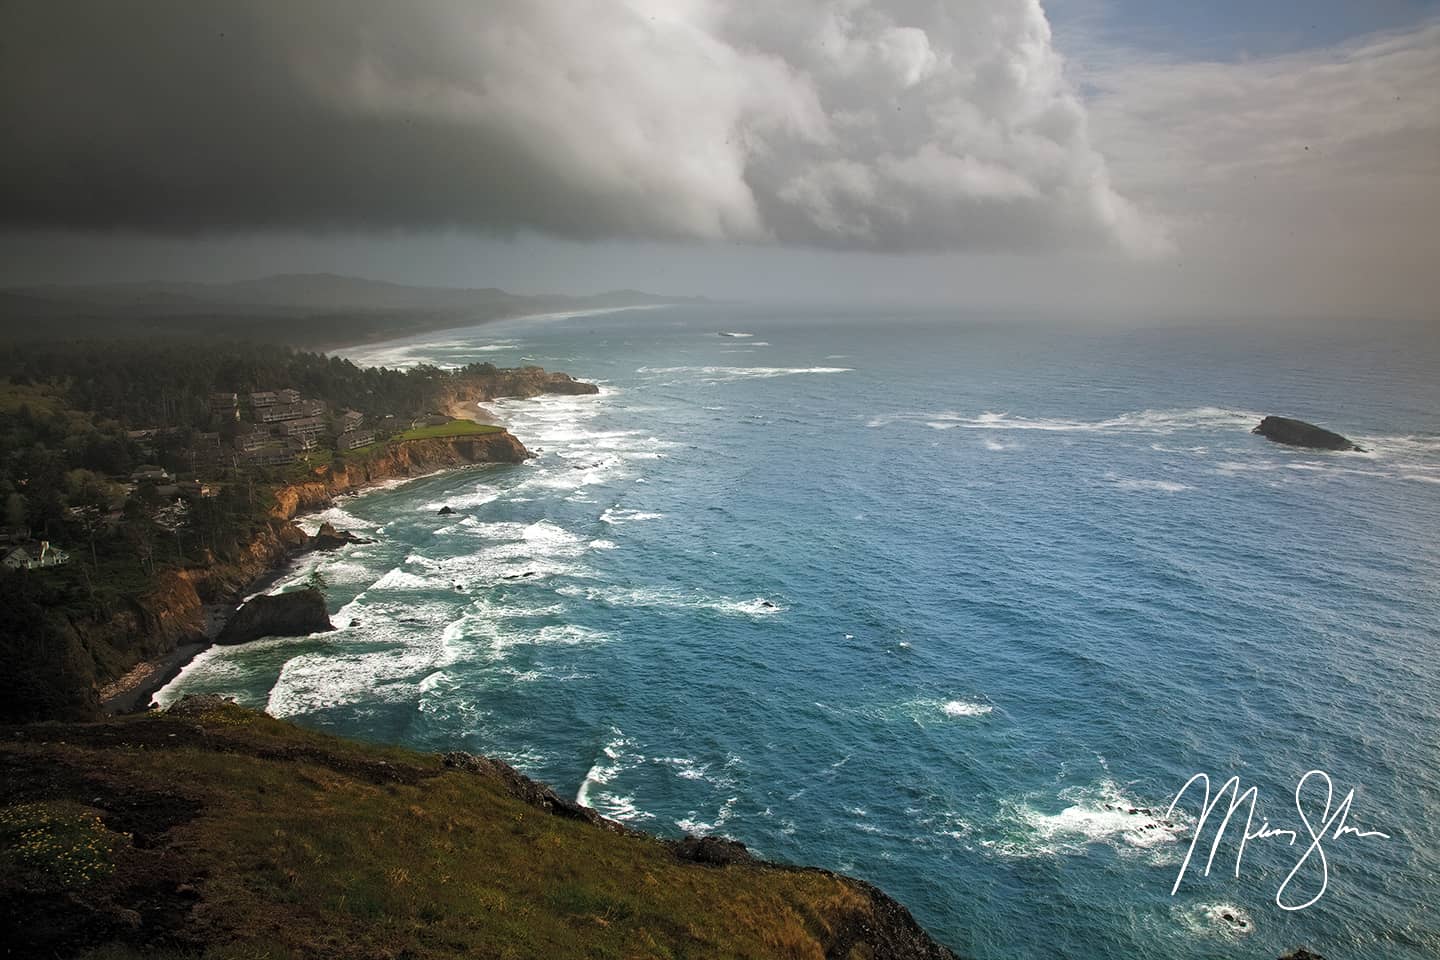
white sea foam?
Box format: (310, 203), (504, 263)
(986, 779), (1189, 862)
(1175, 902), (1255, 940)
(599, 506), (665, 524)
(888, 696), (994, 724)
(295, 504), (379, 535)
(370, 566), (437, 591)
(636, 365), (852, 382)
(676, 795), (738, 836)
(264, 635), (455, 717)
(556, 584), (784, 616)
(874, 406), (1262, 435)
(1108, 475), (1193, 493)
(576, 730), (654, 821)
(942, 699), (995, 718)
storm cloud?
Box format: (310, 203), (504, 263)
(0, 0), (1165, 255)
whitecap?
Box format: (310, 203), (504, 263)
(556, 585), (784, 616)
(1108, 475), (1193, 493)
(986, 779), (1189, 862)
(636, 365), (852, 382)
(599, 507), (665, 525)
(1175, 902), (1255, 940)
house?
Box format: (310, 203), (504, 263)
(335, 409), (365, 433)
(258, 399), (326, 424)
(337, 428), (376, 451)
(3, 541), (70, 571)
(179, 480), (216, 498)
(238, 444), (298, 467)
(276, 388), (302, 405)
(131, 465), (172, 484)
(126, 427), (181, 457)
(249, 390), (280, 410)
(276, 414), (329, 447)
(234, 429), (272, 453)
(210, 393), (239, 420)
(189, 432), (224, 469)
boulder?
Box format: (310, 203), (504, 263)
(216, 588), (333, 645)
(437, 505), (455, 515)
(673, 835), (755, 866)
(1253, 416), (1361, 452)
(1278, 951), (1326, 960)
(309, 521), (373, 550)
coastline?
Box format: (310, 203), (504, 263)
(318, 301), (680, 355)
(445, 397), (502, 425)
(99, 436), (532, 716)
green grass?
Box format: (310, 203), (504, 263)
(395, 420), (505, 441)
(1, 703), (899, 960)
(0, 801), (123, 887)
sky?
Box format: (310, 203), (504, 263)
(1, 1), (1436, 321)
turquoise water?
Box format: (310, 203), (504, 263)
(161, 308), (1440, 958)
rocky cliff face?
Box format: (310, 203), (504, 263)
(268, 432), (530, 522)
(32, 432), (532, 721)
(216, 588), (333, 645)
(438, 365), (600, 408)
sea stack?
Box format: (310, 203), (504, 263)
(1253, 416), (1362, 452)
(216, 588), (334, 645)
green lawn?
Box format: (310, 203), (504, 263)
(395, 420), (504, 441)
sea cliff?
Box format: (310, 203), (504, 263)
(6, 432), (531, 724)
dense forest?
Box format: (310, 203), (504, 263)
(3, 338), (499, 429)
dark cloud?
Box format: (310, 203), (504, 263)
(0, 0), (1166, 255)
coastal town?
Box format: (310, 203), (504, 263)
(1, 382), (459, 577)
(0, 335), (600, 724)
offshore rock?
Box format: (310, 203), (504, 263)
(309, 521), (374, 550)
(1253, 416), (1361, 451)
(215, 588), (333, 645)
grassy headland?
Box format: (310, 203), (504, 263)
(396, 420), (506, 441)
(0, 699), (958, 960)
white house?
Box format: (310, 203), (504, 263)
(3, 541), (70, 571)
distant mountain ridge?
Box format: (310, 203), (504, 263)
(0, 273), (707, 347)
(11, 272), (705, 312)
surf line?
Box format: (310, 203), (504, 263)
(1165, 770), (1390, 910)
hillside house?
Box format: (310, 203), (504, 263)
(210, 393), (239, 420)
(258, 399), (326, 424)
(131, 465), (172, 484)
(3, 540), (70, 571)
(337, 428), (376, 451)
(277, 414), (328, 448)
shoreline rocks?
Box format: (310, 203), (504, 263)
(215, 588), (334, 646)
(1253, 416), (1362, 452)
(309, 521), (374, 550)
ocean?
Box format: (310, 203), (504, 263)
(159, 306), (1440, 959)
